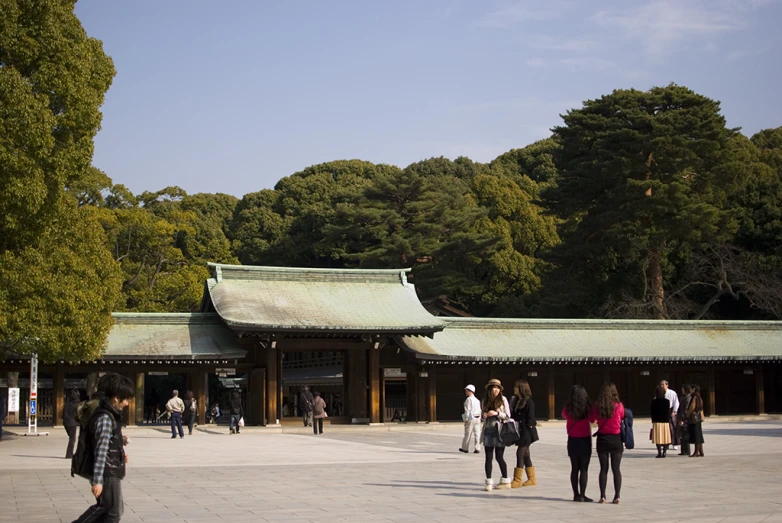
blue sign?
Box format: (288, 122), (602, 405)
(29, 400), (36, 416)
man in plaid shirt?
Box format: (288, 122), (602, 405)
(73, 373), (135, 523)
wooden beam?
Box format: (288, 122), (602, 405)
(265, 347), (278, 425)
(195, 371), (207, 425)
(548, 367), (555, 420)
(756, 367), (765, 415)
(54, 364), (64, 427)
(135, 373), (145, 425)
(369, 347), (381, 423)
(427, 366), (437, 423)
(707, 368), (716, 417)
(250, 368), (266, 426)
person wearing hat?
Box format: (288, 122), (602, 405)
(481, 379), (512, 491)
(459, 385), (482, 454)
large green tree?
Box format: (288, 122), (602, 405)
(545, 84), (739, 319)
(0, 0), (121, 360)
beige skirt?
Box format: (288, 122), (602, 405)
(653, 422), (671, 445)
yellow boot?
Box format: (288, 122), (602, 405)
(511, 467), (524, 488)
(522, 466), (537, 486)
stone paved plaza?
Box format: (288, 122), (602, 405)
(1, 418), (782, 523)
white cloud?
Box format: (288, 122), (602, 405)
(590, 0), (762, 59)
(527, 35), (601, 52)
(559, 57), (616, 71)
(525, 57), (546, 67)
(477, 0), (571, 28)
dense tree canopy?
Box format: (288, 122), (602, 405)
(0, 0), (122, 361)
(4, 7), (782, 368)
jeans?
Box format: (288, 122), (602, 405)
(302, 411), (313, 427)
(170, 411), (184, 438)
(72, 476), (124, 523)
(230, 414), (242, 433)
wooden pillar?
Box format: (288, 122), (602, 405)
(54, 364), (65, 426)
(135, 373), (144, 425)
(707, 368), (716, 417)
(406, 364), (419, 422)
(369, 347), (381, 423)
(249, 368), (266, 426)
(265, 347), (279, 425)
(427, 366), (437, 423)
(756, 367), (765, 415)
(547, 367), (555, 420)
(194, 371), (207, 426)
(346, 349), (368, 421)
(125, 372), (136, 426)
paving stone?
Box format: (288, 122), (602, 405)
(1, 420), (781, 522)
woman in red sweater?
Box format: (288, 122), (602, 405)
(591, 382), (625, 504)
(562, 385), (593, 502)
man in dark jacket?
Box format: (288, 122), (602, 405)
(73, 373), (135, 523)
(299, 386), (314, 427)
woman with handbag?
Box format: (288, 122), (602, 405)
(312, 391), (327, 435)
(650, 385), (671, 457)
(687, 384), (705, 457)
(591, 382), (625, 505)
(481, 379), (512, 491)
(510, 379), (538, 488)
(563, 385), (593, 502)
(677, 384), (692, 456)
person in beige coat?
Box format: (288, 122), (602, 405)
(312, 392), (327, 435)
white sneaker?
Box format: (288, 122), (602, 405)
(671, 445), (678, 450)
(484, 479), (494, 491)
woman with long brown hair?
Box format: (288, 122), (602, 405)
(687, 384), (705, 457)
(591, 382), (625, 504)
(510, 379), (538, 488)
(562, 385), (593, 502)
(480, 379), (512, 491)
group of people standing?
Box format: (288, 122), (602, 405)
(463, 377), (706, 503)
(650, 382), (705, 458)
(460, 379), (539, 491)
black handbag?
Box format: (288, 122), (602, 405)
(500, 419), (521, 445)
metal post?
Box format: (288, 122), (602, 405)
(24, 353), (48, 436)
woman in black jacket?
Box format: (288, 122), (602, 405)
(510, 379), (538, 488)
(183, 390), (197, 435)
(63, 389), (81, 459)
(650, 385), (671, 458)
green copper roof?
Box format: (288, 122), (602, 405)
(398, 318), (782, 362)
(105, 313), (247, 360)
(204, 263), (445, 335)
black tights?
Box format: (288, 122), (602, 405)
(484, 446), (508, 479)
(516, 445), (532, 468)
(598, 451), (622, 500)
(569, 456), (590, 497)
(656, 444), (669, 456)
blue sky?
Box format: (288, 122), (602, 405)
(74, 0), (782, 197)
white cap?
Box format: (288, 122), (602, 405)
(465, 384), (476, 393)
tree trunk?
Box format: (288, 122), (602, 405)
(648, 249), (666, 319)
(6, 372), (19, 424)
(644, 151), (665, 319)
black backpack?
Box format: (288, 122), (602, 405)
(71, 399), (111, 480)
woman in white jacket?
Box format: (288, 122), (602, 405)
(481, 379), (512, 491)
